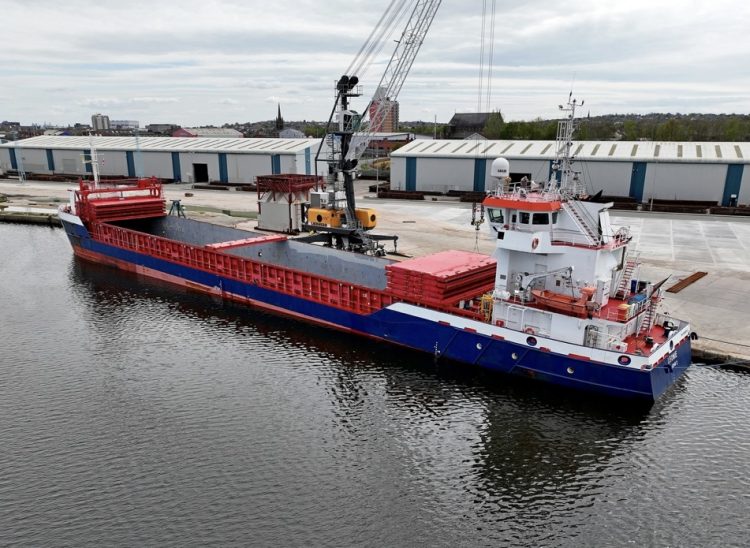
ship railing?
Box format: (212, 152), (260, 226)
(611, 226), (631, 246)
(78, 177), (162, 195)
(76, 177), (162, 203)
(90, 222), (407, 316)
(602, 296), (650, 323)
(490, 188), (562, 202)
(652, 312), (688, 334)
(550, 227), (599, 247)
(603, 308), (623, 322)
(591, 332), (628, 352)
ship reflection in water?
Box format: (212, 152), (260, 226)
(0, 224), (747, 547)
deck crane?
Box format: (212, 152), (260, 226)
(301, 0), (442, 255)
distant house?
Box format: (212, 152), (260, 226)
(110, 120), (140, 130)
(279, 128), (305, 139)
(445, 113), (492, 139)
(173, 127), (244, 138)
(146, 124), (180, 135)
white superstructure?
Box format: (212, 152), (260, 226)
(482, 98), (688, 361)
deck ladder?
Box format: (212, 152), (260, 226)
(562, 201), (600, 245)
(639, 301), (657, 335)
(614, 254), (639, 299)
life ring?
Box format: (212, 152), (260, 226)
(531, 238), (539, 250)
(524, 327), (535, 335)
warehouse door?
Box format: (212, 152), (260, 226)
(218, 153), (228, 183)
(629, 162), (647, 202)
(171, 152), (181, 182)
(126, 151), (136, 177)
(473, 158), (487, 192)
(405, 157), (417, 191)
(193, 163), (209, 183)
(83, 149), (93, 174)
(722, 164), (744, 206)
(271, 155), (282, 175)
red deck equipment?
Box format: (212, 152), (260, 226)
(386, 250), (496, 306)
(75, 178), (166, 223)
(256, 174), (323, 199)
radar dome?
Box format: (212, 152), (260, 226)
(490, 157), (510, 179)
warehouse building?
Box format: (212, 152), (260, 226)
(0, 135), (325, 184)
(391, 140), (750, 206)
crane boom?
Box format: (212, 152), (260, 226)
(347, 0), (443, 162)
(308, 0), (442, 254)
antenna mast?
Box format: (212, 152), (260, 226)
(87, 133), (101, 189)
(549, 95), (586, 198)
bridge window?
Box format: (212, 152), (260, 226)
(552, 212), (559, 224)
(532, 213), (549, 225)
(488, 208), (504, 223)
(519, 212), (530, 224)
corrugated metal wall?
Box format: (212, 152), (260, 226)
(0, 143), (318, 184)
(391, 153), (744, 204)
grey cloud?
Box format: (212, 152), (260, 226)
(3, 0), (749, 125)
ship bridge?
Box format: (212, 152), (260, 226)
(483, 189), (630, 251)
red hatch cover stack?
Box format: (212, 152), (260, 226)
(76, 178), (166, 223)
(386, 250), (496, 306)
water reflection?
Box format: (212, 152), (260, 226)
(69, 258), (655, 541)
(3, 226), (749, 546)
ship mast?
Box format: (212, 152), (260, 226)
(549, 95), (586, 199)
(87, 133), (101, 189)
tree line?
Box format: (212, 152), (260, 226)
(479, 112), (750, 141)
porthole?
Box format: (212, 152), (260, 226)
(511, 352), (518, 360)
(567, 367), (574, 375)
(526, 336), (537, 346)
(476, 343), (483, 350)
(618, 355), (632, 365)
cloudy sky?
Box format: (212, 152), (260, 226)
(2, 0), (749, 127)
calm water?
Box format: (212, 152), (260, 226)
(1, 224), (749, 547)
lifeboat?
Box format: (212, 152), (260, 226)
(531, 289), (591, 318)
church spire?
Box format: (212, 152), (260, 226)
(275, 104), (284, 131)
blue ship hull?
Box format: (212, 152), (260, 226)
(61, 217), (691, 401)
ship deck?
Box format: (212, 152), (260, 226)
(499, 290), (679, 357)
(623, 324), (669, 355)
(108, 215), (497, 314)
(113, 216), (396, 290)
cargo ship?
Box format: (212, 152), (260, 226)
(58, 100), (693, 401)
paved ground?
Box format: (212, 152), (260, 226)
(3, 178), (749, 361)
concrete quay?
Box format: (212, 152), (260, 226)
(2, 177), (749, 364)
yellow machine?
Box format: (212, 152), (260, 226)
(307, 207), (377, 230)
(355, 208), (377, 230)
(307, 208), (345, 228)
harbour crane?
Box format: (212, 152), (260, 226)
(301, 0), (443, 254)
